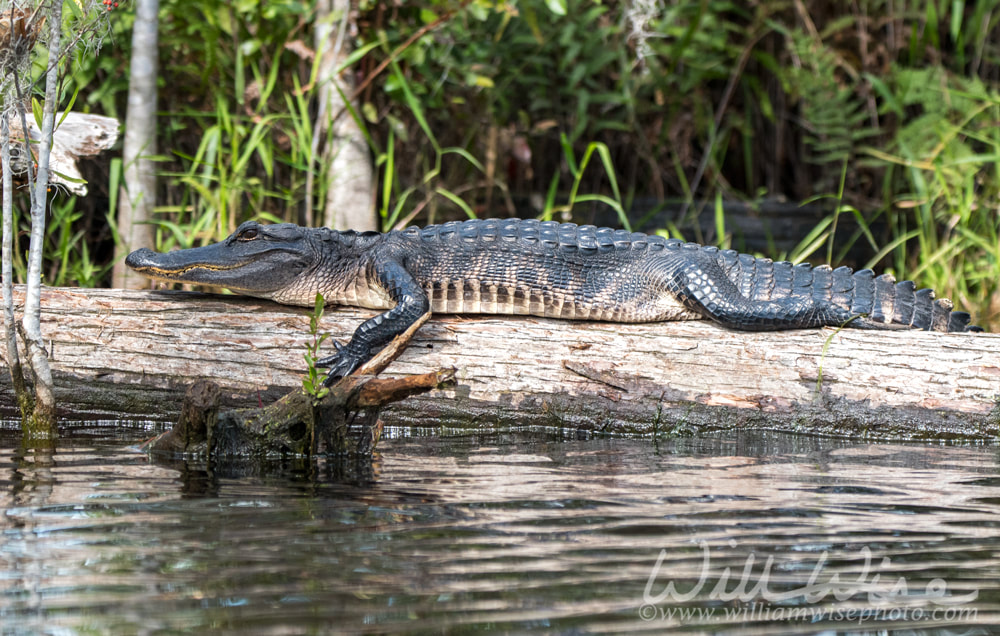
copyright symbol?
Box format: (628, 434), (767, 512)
(638, 604), (658, 621)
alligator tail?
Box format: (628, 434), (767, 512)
(716, 250), (981, 333)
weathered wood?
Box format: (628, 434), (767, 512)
(0, 286), (997, 441)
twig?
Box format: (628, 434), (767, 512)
(356, 368), (456, 408)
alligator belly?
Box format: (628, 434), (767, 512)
(424, 279), (703, 322)
(291, 277), (396, 310)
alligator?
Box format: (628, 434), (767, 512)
(125, 218), (981, 384)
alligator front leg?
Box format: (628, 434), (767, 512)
(316, 259), (430, 384)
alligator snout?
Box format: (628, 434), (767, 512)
(125, 248), (158, 270)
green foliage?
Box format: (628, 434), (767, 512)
(542, 135), (628, 230)
(151, 0), (324, 244)
(6, 194), (114, 287)
(368, 59), (494, 230)
(784, 29), (878, 181)
(1, 0), (329, 286)
(62, 0), (328, 253)
(362, 0), (641, 216)
(859, 65), (1000, 321)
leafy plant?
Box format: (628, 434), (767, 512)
(302, 293), (331, 400)
(781, 26), (880, 191)
(541, 135), (628, 229)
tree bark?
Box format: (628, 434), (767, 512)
(0, 286), (998, 442)
(0, 116), (30, 419)
(313, 0), (376, 231)
(112, 0), (159, 289)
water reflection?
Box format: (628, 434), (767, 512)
(0, 424), (998, 633)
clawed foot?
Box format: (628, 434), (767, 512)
(314, 341), (366, 386)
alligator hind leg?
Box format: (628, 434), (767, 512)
(667, 251), (861, 330)
(316, 259), (431, 383)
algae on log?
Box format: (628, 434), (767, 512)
(0, 286), (998, 441)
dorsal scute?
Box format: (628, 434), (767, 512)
(539, 225), (559, 248)
(409, 218), (671, 247)
(405, 219), (708, 259)
(771, 260), (794, 299)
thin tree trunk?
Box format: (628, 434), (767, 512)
(0, 115), (30, 419)
(20, 0), (63, 430)
(112, 0), (158, 288)
(313, 0), (375, 231)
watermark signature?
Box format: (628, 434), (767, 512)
(639, 541), (978, 624)
(638, 603), (979, 625)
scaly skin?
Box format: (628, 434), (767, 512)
(126, 218), (980, 383)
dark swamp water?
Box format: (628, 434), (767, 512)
(1, 421), (999, 635)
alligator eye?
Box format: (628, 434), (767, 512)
(237, 227), (259, 241)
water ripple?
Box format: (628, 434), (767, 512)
(0, 428), (998, 633)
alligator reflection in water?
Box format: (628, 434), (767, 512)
(1, 425), (998, 633)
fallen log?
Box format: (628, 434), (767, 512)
(0, 286), (998, 441)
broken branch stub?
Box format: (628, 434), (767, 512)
(141, 311), (454, 458)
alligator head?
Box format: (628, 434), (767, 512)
(125, 221), (319, 301)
